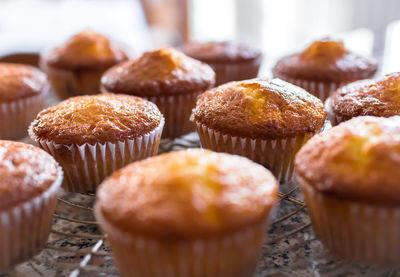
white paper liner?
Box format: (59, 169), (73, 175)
(144, 91), (202, 139)
(95, 207), (269, 277)
(0, 90), (47, 140)
(0, 166), (63, 272)
(299, 176), (400, 265)
(275, 76), (347, 102)
(195, 121), (316, 184)
(28, 118), (164, 193)
(40, 60), (105, 99)
(208, 56), (262, 86)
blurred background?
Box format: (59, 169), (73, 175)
(0, 0), (399, 74)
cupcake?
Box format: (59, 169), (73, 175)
(28, 94), (163, 193)
(295, 116), (400, 265)
(40, 29), (128, 99)
(193, 78), (326, 183)
(273, 38), (378, 101)
(95, 149), (278, 277)
(182, 41), (262, 85)
(0, 63), (48, 139)
(0, 140), (63, 272)
(101, 47), (215, 138)
(326, 72), (400, 126)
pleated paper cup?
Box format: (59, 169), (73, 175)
(143, 91), (202, 139)
(28, 118), (164, 193)
(298, 176), (400, 265)
(274, 75), (347, 102)
(95, 207), (270, 277)
(209, 56), (262, 86)
(40, 60), (105, 100)
(0, 166), (63, 273)
(0, 90), (47, 140)
(195, 121), (316, 184)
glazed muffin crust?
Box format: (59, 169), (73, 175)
(329, 72), (400, 123)
(182, 41), (261, 63)
(42, 30), (127, 70)
(193, 78), (326, 139)
(295, 116), (400, 205)
(101, 47), (215, 96)
(30, 94), (162, 145)
(96, 149), (278, 238)
(0, 140), (58, 210)
(0, 63), (47, 102)
(273, 39), (377, 82)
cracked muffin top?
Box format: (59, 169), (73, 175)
(295, 116), (400, 205)
(30, 94), (162, 145)
(273, 39), (377, 82)
(0, 140), (61, 210)
(328, 72), (400, 125)
(193, 78), (326, 139)
(182, 41), (261, 63)
(101, 47), (215, 96)
(41, 29), (128, 70)
(0, 63), (47, 102)
(95, 149), (278, 238)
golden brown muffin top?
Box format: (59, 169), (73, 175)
(329, 73), (400, 124)
(273, 39), (378, 82)
(0, 140), (59, 210)
(101, 47), (215, 96)
(0, 63), (47, 102)
(42, 29), (128, 70)
(30, 94), (162, 145)
(193, 78), (326, 139)
(96, 149), (278, 238)
(295, 116), (400, 205)
(181, 41), (261, 63)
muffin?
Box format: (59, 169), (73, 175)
(273, 38), (378, 101)
(295, 116), (400, 265)
(0, 140), (63, 272)
(182, 41), (262, 85)
(40, 29), (128, 99)
(101, 47), (215, 138)
(28, 94), (163, 193)
(326, 72), (400, 125)
(0, 63), (48, 139)
(193, 78), (326, 183)
(95, 149), (278, 277)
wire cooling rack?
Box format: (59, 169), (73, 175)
(3, 89), (397, 277)
(7, 133), (400, 277)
